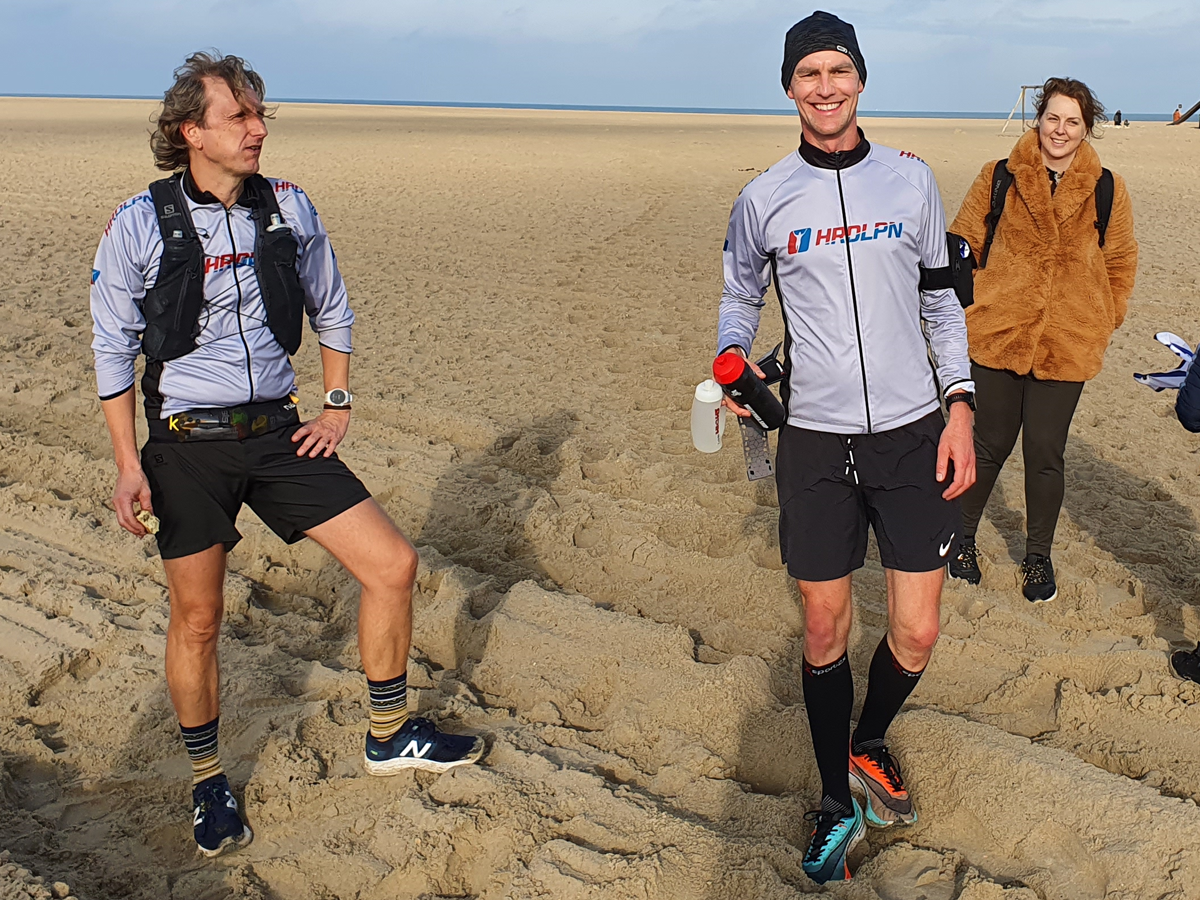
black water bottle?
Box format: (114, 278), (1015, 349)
(713, 352), (787, 430)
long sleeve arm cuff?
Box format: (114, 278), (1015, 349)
(315, 326), (353, 354)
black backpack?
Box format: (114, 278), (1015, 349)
(978, 159), (1115, 268)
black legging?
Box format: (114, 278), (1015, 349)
(961, 363), (1084, 557)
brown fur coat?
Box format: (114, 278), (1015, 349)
(949, 128), (1138, 382)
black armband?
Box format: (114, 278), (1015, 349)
(918, 232), (977, 309)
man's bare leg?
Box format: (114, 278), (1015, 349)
(798, 574), (853, 666)
(163, 544), (227, 728)
(163, 543), (250, 857)
(883, 567), (943, 672)
(303, 498), (416, 681)
(305, 497), (483, 772)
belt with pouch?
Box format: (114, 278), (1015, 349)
(149, 397), (300, 442)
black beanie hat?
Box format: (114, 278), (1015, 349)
(781, 11), (867, 91)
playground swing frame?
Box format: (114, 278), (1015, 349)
(1001, 85), (1043, 135)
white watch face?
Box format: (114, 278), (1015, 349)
(327, 389), (350, 405)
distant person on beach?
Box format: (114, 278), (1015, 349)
(1175, 104), (1183, 123)
(717, 11), (975, 884)
(1113, 110), (1123, 126)
(946, 78), (1138, 601)
(89, 52), (484, 859)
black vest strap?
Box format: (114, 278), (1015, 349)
(242, 176), (305, 355)
(142, 174), (206, 362)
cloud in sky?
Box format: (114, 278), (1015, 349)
(2, 0), (1197, 112)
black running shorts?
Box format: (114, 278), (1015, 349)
(141, 424), (372, 560)
(775, 411), (961, 581)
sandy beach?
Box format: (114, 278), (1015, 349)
(2, 97), (1200, 899)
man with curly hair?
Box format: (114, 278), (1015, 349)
(89, 52), (485, 858)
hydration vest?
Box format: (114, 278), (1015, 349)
(141, 172), (306, 362)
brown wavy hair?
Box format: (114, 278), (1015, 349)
(1033, 77), (1106, 137)
(150, 51), (272, 171)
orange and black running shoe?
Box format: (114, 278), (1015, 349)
(848, 743), (916, 827)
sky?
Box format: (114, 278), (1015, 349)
(2, 1), (1197, 114)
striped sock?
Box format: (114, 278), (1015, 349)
(180, 717), (224, 785)
(367, 673), (409, 741)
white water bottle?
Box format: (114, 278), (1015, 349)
(691, 379), (726, 453)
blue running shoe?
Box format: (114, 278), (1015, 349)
(364, 717), (486, 776)
(801, 800), (865, 884)
(192, 774), (253, 858)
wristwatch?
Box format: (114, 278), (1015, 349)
(946, 390), (976, 411)
(323, 388), (353, 410)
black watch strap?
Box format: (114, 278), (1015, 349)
(946, 390), (976, 411)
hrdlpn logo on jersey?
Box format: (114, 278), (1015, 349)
(788, 221), (904, 254)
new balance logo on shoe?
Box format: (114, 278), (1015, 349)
(193, 795), (237, 827)
(402, 740), (433, 759)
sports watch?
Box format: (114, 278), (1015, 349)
(945, 390), (976, 411)
(323, 388), (353, 410)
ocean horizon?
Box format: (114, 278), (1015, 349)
(1, 92), (1173, 122)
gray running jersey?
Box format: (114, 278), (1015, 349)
(90, 176), (354, 418)
(717, 138), (972, 435)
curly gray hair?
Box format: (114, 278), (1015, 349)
(150, 51), (271, 171)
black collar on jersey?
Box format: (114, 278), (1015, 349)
(181, 168), (254, 208)
(798, 129), (870, 170)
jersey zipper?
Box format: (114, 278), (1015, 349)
(834, 166), (872, 433)
(223, 208), (255, 403)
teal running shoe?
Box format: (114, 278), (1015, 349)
(801, 800), (865, 884)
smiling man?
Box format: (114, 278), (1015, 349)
(716, 12), (976, 884)
(90, 52), (484, 859)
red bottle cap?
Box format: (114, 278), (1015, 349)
(712, 353), (747, 386)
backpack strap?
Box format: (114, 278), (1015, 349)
(978, 159), (1013, 269)
(240, 173), (284, 224)
(148, 172), (197, 242)
(1095, 167), (1114, 248)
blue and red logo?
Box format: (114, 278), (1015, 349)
(788, 221), (904, 254)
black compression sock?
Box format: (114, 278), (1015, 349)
(802, 652), (854, 811)
(852, 636), (924, 752)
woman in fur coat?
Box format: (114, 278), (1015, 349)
(946, 77), (1138, 602)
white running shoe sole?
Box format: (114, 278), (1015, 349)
(1027, 588), (1058, 603)
(363, 739), (485, 777)
(198, 824), (254, 858)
